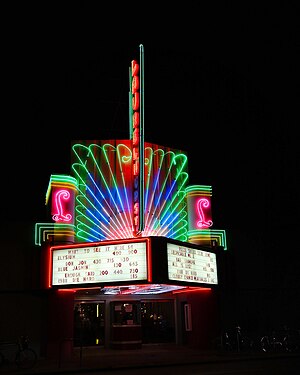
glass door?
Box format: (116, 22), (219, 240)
(73, 302), (105, 347)
(141, 300), (175, 343)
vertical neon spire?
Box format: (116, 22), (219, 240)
(139, 43), (145, 233)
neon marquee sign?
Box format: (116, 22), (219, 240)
(196, 198), (213, 228)
(186, 185), (213, 231)
(129, 44), (144, 236)
(52, 189), (72, 222)
(131, 59), (140, 235)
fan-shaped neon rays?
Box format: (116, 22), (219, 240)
(143, 147), (188, 238)
(72, 142), (133, 240)
(71, 141), (189, 242)
(72, 142), (135, 241)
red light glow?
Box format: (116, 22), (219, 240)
(52, 190), (72, 222)
(196, 198), (213, 228)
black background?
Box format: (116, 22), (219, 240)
(2, 2), (299, 330)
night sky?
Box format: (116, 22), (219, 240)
(2, 3), (299, 322)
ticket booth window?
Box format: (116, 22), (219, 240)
(112, 302), (140, 325)
(111, 302), (142, 349)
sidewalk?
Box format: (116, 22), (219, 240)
(1, 343), (300, 374)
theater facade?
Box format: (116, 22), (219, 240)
(34, 45), (227, 356)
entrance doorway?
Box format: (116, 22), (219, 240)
(73, 302), (105, 347)
(73, 299), (176, 347)
(141, 300), (175, 343)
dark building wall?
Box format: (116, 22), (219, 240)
(0, 222), (45, 354)
(178, 289), (220, 349)
(46, 290), (75, 358)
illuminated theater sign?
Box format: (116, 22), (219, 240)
(52, 241), (148, 286)
(48, 237), (218, 289)
(167, 242), (218, 285)
(129, 44), (144, 236)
